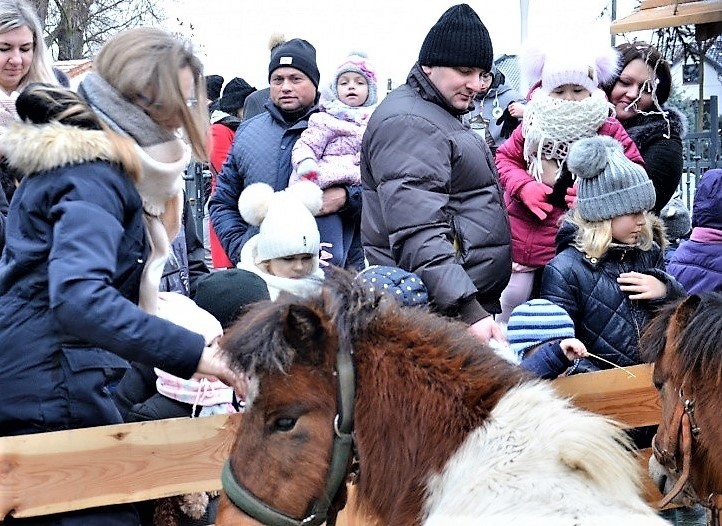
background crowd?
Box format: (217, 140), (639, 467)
(0, 0), (719, 524)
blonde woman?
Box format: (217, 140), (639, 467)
(0, 0), (57, 205)
(0, 30), (238, 526)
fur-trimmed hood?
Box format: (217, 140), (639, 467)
(624, 106), (688, 147)
(0, 121), (119, 178)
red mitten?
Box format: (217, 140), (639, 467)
(519, 181), (553, 220)
(565, 184), (578, 209)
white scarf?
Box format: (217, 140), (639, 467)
(523, 90), (612, 183)
(79, 72), (192, 314)
(135, 141), (191, 313)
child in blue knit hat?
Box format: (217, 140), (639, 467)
(507, 299), (588, 379)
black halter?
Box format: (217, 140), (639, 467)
(221, 344), (356, 526)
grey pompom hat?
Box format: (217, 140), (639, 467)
(567, 136), (655, 221)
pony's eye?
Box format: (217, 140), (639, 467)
(653, 378), (664, 391)
(272, 417), (297, 432)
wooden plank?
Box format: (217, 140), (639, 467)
(552, 364), (661, 428)
(0, 413), (241, 519)
(611, 0), (722, 33)
(641, 0), (708, 10)
(0, 365), (663, 520)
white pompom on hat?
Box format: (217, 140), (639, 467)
(521, 37), (619, 94)
(238, 181), (323, 263)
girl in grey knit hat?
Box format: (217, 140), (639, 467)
(538, 136), (685, 372)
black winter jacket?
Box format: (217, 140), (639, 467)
(361, 64), (511, 321)
(624, 107), (686, 214)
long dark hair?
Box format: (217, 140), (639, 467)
(602, 42), (671, 106)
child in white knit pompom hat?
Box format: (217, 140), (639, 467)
(493, 34), (646, 325)
(237, 180), (325, 300)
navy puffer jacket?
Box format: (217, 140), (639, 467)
(0, 122), (204, 436)
(540, 220), (685, 371)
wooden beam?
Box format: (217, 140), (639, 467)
(552, 364), (660, 428)
(0, 364), (663, 520)
(611, 0), (722, 33)
(0, 413), (241, 519)
(641, 0), (706, 9)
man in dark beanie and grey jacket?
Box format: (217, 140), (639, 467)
(361, 3), (512, 344)
(210, 38), (362, 264)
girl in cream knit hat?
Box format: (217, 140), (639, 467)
(237, 180), (325, 299)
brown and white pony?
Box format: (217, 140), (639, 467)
(216, 269), (668, 525)
(643, 292), (722, 525)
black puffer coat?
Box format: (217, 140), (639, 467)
(540, 220), (685, 371)
(361, 64), (511, 321)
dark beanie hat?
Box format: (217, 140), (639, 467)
(268, 38), (320, 87)
(205, 75), (224, 101)
(418, 3), (493, 72)
(194, 269), (270, 329)
(218, 77), (257, 115)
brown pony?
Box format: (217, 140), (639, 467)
(643, 292), (722, 524)
(216, 269), (667, 525)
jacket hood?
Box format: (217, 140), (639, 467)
(692, 168), (722, 229)
(624, 105), (688, 145)
(407, 63), (468, 117)
(0, 122), (119, 178)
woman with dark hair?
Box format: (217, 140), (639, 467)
(603, 41), (687, 215)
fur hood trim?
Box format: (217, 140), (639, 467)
(0, 122), (119, 178)
(625, 106), (688, 146)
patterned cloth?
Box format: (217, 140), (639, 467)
(356, 265), (428, 307)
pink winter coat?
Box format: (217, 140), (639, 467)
(290, 111), (368, 189)
(495, 118), (644, 267)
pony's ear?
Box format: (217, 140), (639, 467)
(670, 295), (702, 335)
(282, 304), (327, 367)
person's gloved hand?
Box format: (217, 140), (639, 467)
(565, 184), (578, 209)
(495, 107), (520, 139)
(296, 158), (320, 182)
(519, 181), (553, 220)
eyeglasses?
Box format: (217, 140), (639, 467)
(135, 93), (198, 109)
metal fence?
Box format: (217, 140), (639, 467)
(183, 161), (212, 239)
(679, 96), (721, 211)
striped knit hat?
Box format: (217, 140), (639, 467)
(507, 299), (576, 359)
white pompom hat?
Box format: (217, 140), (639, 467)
(238, 181), (323, 263)
(521, 37), (619, 94)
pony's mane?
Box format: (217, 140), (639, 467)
(641, 292), (722, 386)
(222, 268), (526, 393)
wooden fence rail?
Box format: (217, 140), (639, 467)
(0, 364), (660, 522)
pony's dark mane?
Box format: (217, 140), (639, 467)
(222, 267), (525, 390)
(642, 292), (722, 386)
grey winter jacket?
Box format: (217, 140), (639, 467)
(361, 64), (512, 322)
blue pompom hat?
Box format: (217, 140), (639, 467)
(507, 299), (576, 359)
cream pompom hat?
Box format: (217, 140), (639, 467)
(238, 181), (323, 263)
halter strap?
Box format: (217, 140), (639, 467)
(221, 345), (356, 526)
